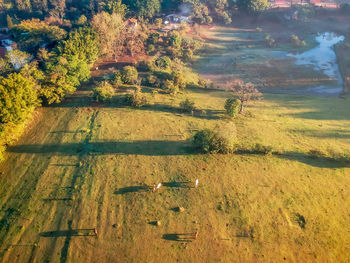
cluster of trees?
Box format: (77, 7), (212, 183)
(3, 0), (271, 28)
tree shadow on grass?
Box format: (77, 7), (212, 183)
(141, 104), (223, 120)
(115, 185), (152, 195)
(162, 233), (195, 242)
(275, 152), (350, 169)
(40, 229), (95, 237)
(162, 181), (193, 188)
(7, 140), (193, 156)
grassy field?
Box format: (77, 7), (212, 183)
(1, 21), (350, 263)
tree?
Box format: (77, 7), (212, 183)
(224, 98), (240, 117)
(6, 49), (31, 71)
(102, 0), (128, 17)
(6, 15), (14, 29)
(91, 12), (125, 60)
(48, 0), (66, 20)
(121, 66), (138, 84)
(92, 81), (114, 102)
(0, 73), (38, 124)
(12, 19), (66, 52)
(225, 79), (262, 113)
(124, 0), (161, 18)
(193, 129), (231, 154)
(237, 0), (269, 14)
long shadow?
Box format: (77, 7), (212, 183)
(115, 185), (152, 195)
(276, 152), (349, 168)
(162, 181), (193, 188)
(162, 233), (195, 242)
(141, 104), (223, 120)
(7, 140), (193, 156)
(40, 229), (95, 237)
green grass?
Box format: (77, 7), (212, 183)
(0, 86), (349, 262)
(1, 22), (350, 262)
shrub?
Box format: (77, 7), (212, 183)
(111, 71), (123, 87)
(144, 73), (161, 88)
(155, 56), (172, 70)
(162, 80), (179, 95)
(172, 71), (186, 89)
(146, 44), (156, 55)
(180, 98), (195, 113)
(121, 66), (138, 84)
(0, 73), (38, 124)
(290, 35), (306, 47)
(193, 129), (231, 154)
(148, 33), (160, 45)
(125, 87), (148, 107)
(92, 81), (114, 102)
(225, 98), (240, 118)
(183, 49), (194, 61)
(256, 27), (263, 32)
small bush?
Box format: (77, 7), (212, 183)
(121, 66), (138, 84)
(111, 71), (122, 87)
(144, 73), (161, 88)
(162, 79), (179, 95)
(146, 44), (156, 55)
(92, 81), (114, 102)
(290, 35), (306, 47)
(155, 56), (172, 70)
(180, 98), (195, 113)
(193, 129), (231, 154)
(183, 49), (193, 61)
(256, 27), (263, 32)
(172, 71), (186, 89)
(125, 87), (148, 107)
(225, 98), (240, 118)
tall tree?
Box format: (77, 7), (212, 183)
(225, 79), (262, 113)
(91, 11), (124, 60)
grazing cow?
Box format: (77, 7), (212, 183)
(195, 179), (199, 188)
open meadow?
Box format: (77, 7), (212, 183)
(1, 18), (350, 263)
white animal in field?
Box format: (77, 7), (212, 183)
(195, 179), (199, 188)
(156, 183), (162, 190)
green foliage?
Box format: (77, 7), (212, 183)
(168, 30), (182, 49)
(0, 73), (38, 124)
(155, 56), (172, 70)
(180, 98), (195, 113)
(183, 49), (194, 61)
(290, 35), (306, 47)
(121, 66), (138, 84)
(147, 33), (160, 45)
(77, 15), (88, 25)
(191, 1), (212, 24)
(92, 81), (114, 102)
(146, 44), (156, 55)
(12, 19), (66, 52)
(225, 98), (240, 118)
(295, 5), (315, 21)
(171, 71), (186, 89)
(265, 34), (276, 47)
(125, 87), (148, 107)
(103, 0), (128, 17)
(162, 79), (178, 95)
(6, 49), (31, 70)
(6, 15), (14, 29)
(111, 71), (123, 87)
(237, 0), (270, 14)
(193, 129), (231, 154)
(57, 26), (99, 66)
(124, 0), (161, 18)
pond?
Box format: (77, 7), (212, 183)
(288, 32), (345, 95)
